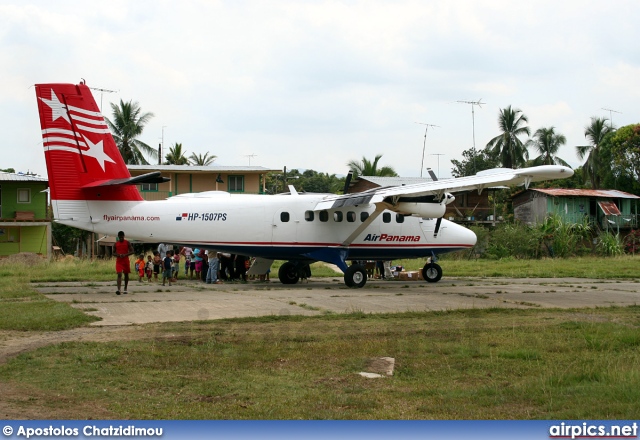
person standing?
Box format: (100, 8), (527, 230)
(162, 250), (173, 286)
(157, 243), (170, 259)
(113, 231), (134, 295)
(206, 252), (221, 284)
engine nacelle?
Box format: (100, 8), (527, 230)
(395, 202), (446, 218)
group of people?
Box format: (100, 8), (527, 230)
(112, 231), (261, 295)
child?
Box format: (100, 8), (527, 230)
(135, 254), (145, 282)
(162, 250), (173, 286)
(153, 251), (161, 281)
(172, 250), (181, 281)
(193, 248), (203, 280)
(145, 255), (154, 282)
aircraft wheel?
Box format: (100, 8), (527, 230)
(344, 265), (367, 288)
(278, 262), (300, 284)
(422, 262), (443, 283)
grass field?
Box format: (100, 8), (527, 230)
(1, 255), (639, 419)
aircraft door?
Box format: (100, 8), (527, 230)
(272, 208), (298, 244)
(419, 218), (441, 242)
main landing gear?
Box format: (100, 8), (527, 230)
(278, 261), (311, 284)
(278, 259), (443, 288)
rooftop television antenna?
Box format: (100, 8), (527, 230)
(428, 153), (445, 180)
(88, 85), (118, 112)
(601, 107), (621, 129)
(457, 99), (485, 173)
(414, 122), (440, 178)
(244, 153), (258, 165)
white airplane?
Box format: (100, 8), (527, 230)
(35, 82), (573, 288)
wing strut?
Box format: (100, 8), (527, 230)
(341, 204), (386, 247)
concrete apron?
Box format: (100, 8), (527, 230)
(34, 277), (640, 326)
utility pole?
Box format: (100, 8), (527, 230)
(457, 99), (485, 174)
(414, 122), (440, 178)
(601, 107), (621, 130)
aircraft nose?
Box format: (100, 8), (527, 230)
(453, 222), (477, 247)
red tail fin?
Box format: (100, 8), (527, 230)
(35, 83), (142, 202)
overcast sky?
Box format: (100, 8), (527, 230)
(2, 0), (639, 179)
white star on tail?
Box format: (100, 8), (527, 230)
(39, 89), (71, 124)
(81, 134), (116, 171)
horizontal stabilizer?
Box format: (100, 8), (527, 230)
(81, 171), (170, 189)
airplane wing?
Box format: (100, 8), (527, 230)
(314, 165), (573, 210)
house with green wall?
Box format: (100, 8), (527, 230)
(0, 172), (51, 259)
(513, 188), (640, 232)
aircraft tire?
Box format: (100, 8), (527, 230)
(422, 262), (443, 283)
(344, 265), (367, 288)
(278, 262), (300, 284)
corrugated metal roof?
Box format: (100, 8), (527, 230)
(128, 165), (281, 173)
(357, 176), (433, 186)
(598, 201), (621, 216)
(530, 188), (640, 199)
(0, 171), (47, 182)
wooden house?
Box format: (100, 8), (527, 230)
(0, 172), (51, 259)
(513, 188), (640, 231)
(347, 176), (499, 224)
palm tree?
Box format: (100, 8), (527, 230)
(188, 152), (217, 166)
(529, 126), (570, 167)
(105, 100), (156, 165)
(485, 105), (530, 169)
(346, 154), (397, 178)
(576, 116), (613, 189)
(164, 143), (190, 165)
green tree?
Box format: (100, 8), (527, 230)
(529, 126), (570, 167)
(164, 143), (190, 165)
(599, 123), (640, 194)
(105, 100), (157, 165)
(1, 168), (15, 173)
(485, 105), (531, 169)
(346, 154), (397, 178)
(450, 148), (500, 177)
(188, 152), (217, 166)
(576, 116), (613, 190)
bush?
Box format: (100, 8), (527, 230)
(596, 232), (624, 256)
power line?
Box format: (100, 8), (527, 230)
(414, 122), (440, 178)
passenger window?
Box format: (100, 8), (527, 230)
(396, 214), (405, 223)
(305, 210), (314, 221)
(281, 212), (290, 222)
(383, 212), (391, 223)
(319, 210), (329, 222)
(361, 212), (369, 222)
(334, 211), (343, 222)
(347, 211), (356, 222)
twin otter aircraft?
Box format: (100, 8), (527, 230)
(35, 82), (573, 288)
